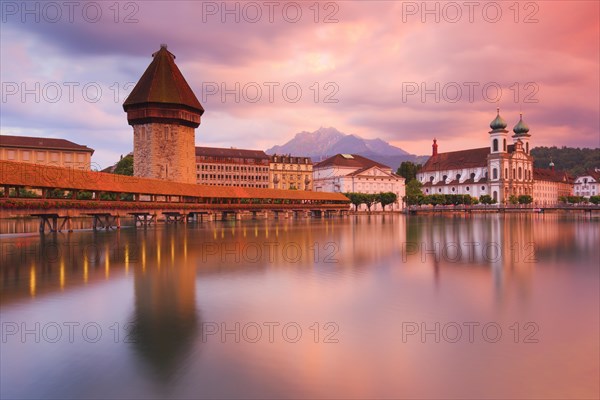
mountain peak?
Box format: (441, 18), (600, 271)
(266, 127), (423, 169)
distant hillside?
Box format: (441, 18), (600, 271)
(266, 127), (427, 170)
(531, 146), (600, 176)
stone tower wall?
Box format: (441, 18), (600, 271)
(133, 122), (196, 184)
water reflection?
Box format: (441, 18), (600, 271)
(129, 229), (199, 381)
(0, 215), (598, 399)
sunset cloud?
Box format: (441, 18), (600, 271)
(1, 0), (598, 167)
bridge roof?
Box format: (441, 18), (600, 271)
(0, 161), (348, 202)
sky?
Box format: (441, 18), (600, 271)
(1, 0), (599, 168)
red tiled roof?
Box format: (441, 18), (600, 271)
(578, 169), (600, 181)
(314, 154), (390, 170)
(534, 168), (574, 183)
(0, 161), (347, 202)
(123, 46), (204, 114)
(421, 147), (490, 172)
(0, 135), (94, 154)
(195, 147), (269, 160)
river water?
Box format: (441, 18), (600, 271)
(1, 214), (598, 399)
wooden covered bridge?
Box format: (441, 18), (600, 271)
(0, 161), (350, 232)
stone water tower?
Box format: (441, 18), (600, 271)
(123, 45), (204, 183)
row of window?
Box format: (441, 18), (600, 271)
(492, 167), (531, 181)
(203, 182), (269, 188)
(198, 174), (269, 181)
(271, 157), (310, 164)
(271, 164), (312, 171)
(4, 150), (86, 163)
(425, 186), (487, 194)
(198, 164), (269, 173)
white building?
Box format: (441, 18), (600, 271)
(313, 154), (405, 211)
(574, 169), (600, 198)
(417, 109), (535, 203)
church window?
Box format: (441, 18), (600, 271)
(470, 173), (475, 180)
(456, 174), (461, 181)
(493, 168), (498, 179)
(526, 142), (529, 153)
(503, 139), (507, 151)
(493, 139), (498, 152)
(518, 167), (522, 180)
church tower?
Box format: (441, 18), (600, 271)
(487, 108), (510, 203)
(123, 45), (204, 184)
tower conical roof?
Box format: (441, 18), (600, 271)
(123, 45), (204, 115)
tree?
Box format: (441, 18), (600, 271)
(363, 193), (377, 212)
(396, 161), (421, 183)
(508, 194), (519, 205)
(114, 155), (134, 176)
(589, 195), (600, 205)
(403, 180), (423, 206)
(479, 195), (493, 205)
(427, 194), (446, 206)
(377, 192), (398, 211)
(518, 195), (533, 204)
(344, 192), (363, 212)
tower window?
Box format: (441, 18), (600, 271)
(493, 168), (498, 179)
(503, 139), (507, 151)
(493, 139), (498, 152)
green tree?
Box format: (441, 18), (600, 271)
(427, 194), (446, 206)
(589, 195), (600, 205)
(508, 194), (519, 205)
(403, 180), (424, 206)
(114, 155), (134, 176)
(518, 195), (533, 204)
(396, 161), (421, 183)
(479, 194), (493, 205)
(377, 192), (398, 211)
(344, 192), (363, 212)
(363, 193), (377, 212)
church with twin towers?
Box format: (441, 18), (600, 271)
(417, 109), (535, 204)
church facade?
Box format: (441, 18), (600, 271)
(417, 109), (535, 204)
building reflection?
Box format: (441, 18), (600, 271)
(128, 228), (199, 380)
(401, 212), (583, 298)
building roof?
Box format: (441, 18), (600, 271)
(421, 147), (490, 172)
(123, 45), (204, 114)
(195, 147), (269, 160)
(0, 160), (348, 202)
(533, 168), (574, 183)
(576, 169), (600, 182)
(0, 135), (94, 154)
(314, 154), (390, 170)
